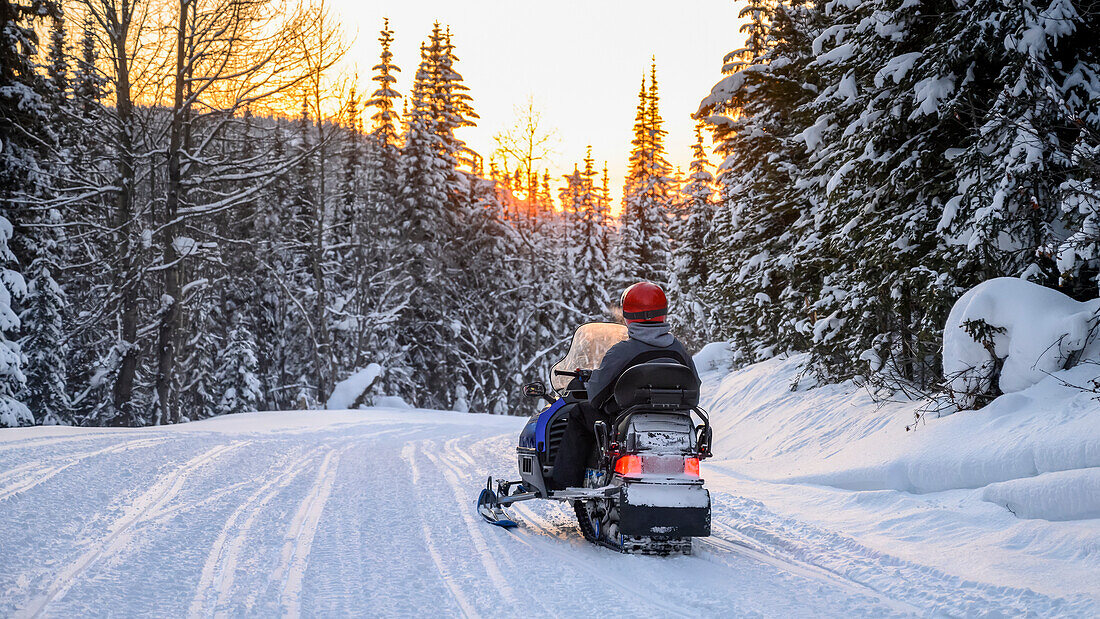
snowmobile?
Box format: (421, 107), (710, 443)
(477, 322), (713, 555)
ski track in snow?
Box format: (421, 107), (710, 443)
(0, 437), (170, 502)
(0, 408), (1094, 617)
(187, 449), (314, 618)
(15, 441), (246, 618)
(274, 445), (347, 617)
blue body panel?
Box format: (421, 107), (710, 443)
(518, 398), (566, 453)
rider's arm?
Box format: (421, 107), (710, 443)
(677, 340), (700, 382)
(586, 341), (634, 409)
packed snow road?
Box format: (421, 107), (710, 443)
(0, 408), (1090, 617)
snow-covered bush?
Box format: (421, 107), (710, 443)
(944, 278), (1100, 409)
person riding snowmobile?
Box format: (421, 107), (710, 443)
(552, 282), (700, 490)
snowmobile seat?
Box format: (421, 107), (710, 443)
(612, 362), (700, 416)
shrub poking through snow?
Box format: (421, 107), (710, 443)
(943, 278), (1100, 410)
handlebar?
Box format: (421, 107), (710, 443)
(553, 369), (593, 381)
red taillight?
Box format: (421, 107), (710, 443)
(684, 457), (700, 477)
(614, 455), (643, 477)
(614, 455), (701, 478)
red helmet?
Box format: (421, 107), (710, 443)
(621, 282), (668, 323)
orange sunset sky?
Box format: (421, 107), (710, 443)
(330, 0), (747, 208)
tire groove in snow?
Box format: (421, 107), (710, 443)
(706, 491), (1092, 616)
(697, 530), (918, 615)
(505, 502), (694, 618)
(430, 435), (561, 615)
(419, 440), (520, 609)
(435, 437), (527, 578)
(16, 441), (245, 618)
(400, 442), (478, 618)
(0, 432), (124, 455)
(273, 445), (347, 617)
(187, 449), (313, 618)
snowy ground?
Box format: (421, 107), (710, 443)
(1, 360), (1097, 616)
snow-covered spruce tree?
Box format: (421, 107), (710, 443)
(698, 0), (822, 367)
(16, 5), (72, 426)
(214, 318), (262, 415)
(669, 121), (715, 350)
(615, 62), (674, 292)
(934, 0), (1100, 299)
(697, 0), (1098, 389)
(790, 0), (947, 385)
(282, 100), (320, 402)
(567, 148), (613, 319)
(71, 15), (105, 120)
(251, 123), (295, 410)
(394, 26), (461, 409)
(19, 214), (68, 426)
(329, 87), (366, 378)
(0, 216), (29, 427)
(1, 0), (61, 427)
(800, 0), (1100, 386)
(359, 19), (415, 401)
(0, 0), (59, 199)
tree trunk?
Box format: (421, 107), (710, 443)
(108, 0), (139, 425)
(313, 100), (331, 401)
(156, 0), (189, 424)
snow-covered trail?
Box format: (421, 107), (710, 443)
(0, 408), (1088, 617)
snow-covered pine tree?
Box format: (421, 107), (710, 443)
(697, 0), (1098, 390)
(285, 99), (320, 394)
(17, 3), (71, 425)
(369, 19), (402, 151)
(935, 0), (1100, 299)
(1, 0), (62, 427)
(395, 28), (458, 409)
(669, 121), (715, 350)
(698, 0), (822, 366)
(615, 62), (674, 292)
(360, 19), (414, 401)
(438, 27), (479, 173)
(252, 122), (294, 410)
(0, 215), (29, 427)
(793, 0), (942, 384)
(329, 86), (366, 378)
(0, 0), (59, 199)
(71, 14), (105, 120)
(565, 147), (612, 319)
(214, 318), (262, 416)
(19, 212), (68, 425)
(799, 0), (1099, 386)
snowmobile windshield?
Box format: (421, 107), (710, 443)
(550, 322), (629, 394)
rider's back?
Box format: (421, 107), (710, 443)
(586, 321), (698, 413)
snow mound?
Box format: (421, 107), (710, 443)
(325, 363), (383, 410)
(372, 395), (412, 410)
(693, 342), (734, 376)
(943, 277), (1100, 409)
(982, 467), (1100, 521)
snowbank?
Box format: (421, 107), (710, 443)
(700, 352), (1100, 604)
(325, 364), (382, 410)
(704, 354), (1100, 498)
(982, 467), (1100, 521)
(943, 277), (1100, 408)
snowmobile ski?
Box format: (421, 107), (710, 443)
(477, 485), (518, 528)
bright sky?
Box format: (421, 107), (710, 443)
(330, 0), (746, 210)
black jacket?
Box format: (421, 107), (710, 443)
(586, 321), (698, 411)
